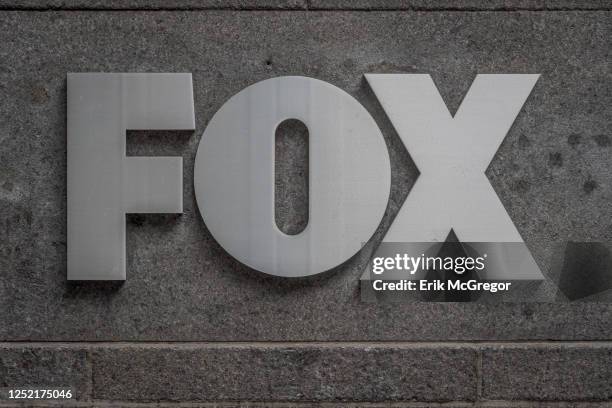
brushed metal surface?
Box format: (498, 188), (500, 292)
(194, 76), (391, 277)
(366, 73), (543, 279)
(67, 73), (195, 280)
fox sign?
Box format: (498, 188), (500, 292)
(67, 73), (540, 280)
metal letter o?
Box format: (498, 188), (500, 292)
(194, 76), (391, 277)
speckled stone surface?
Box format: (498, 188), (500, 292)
(308, 0), (612, 10)
(482, 345), (612, 401)
(0, 0), (307, 9)
(92, 345), (477, 401)
(0, 347), (90, 399)
(0, 10), (610, 344)
(0, 0), (610, 10)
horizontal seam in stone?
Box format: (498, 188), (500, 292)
(0, 399), (611, 406)
(1, 340), (612, 348)
(0, 7), (611, 11)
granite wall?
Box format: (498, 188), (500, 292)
(0, 0), (611, 406)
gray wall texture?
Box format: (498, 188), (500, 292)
(0, 0), (611, 406)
